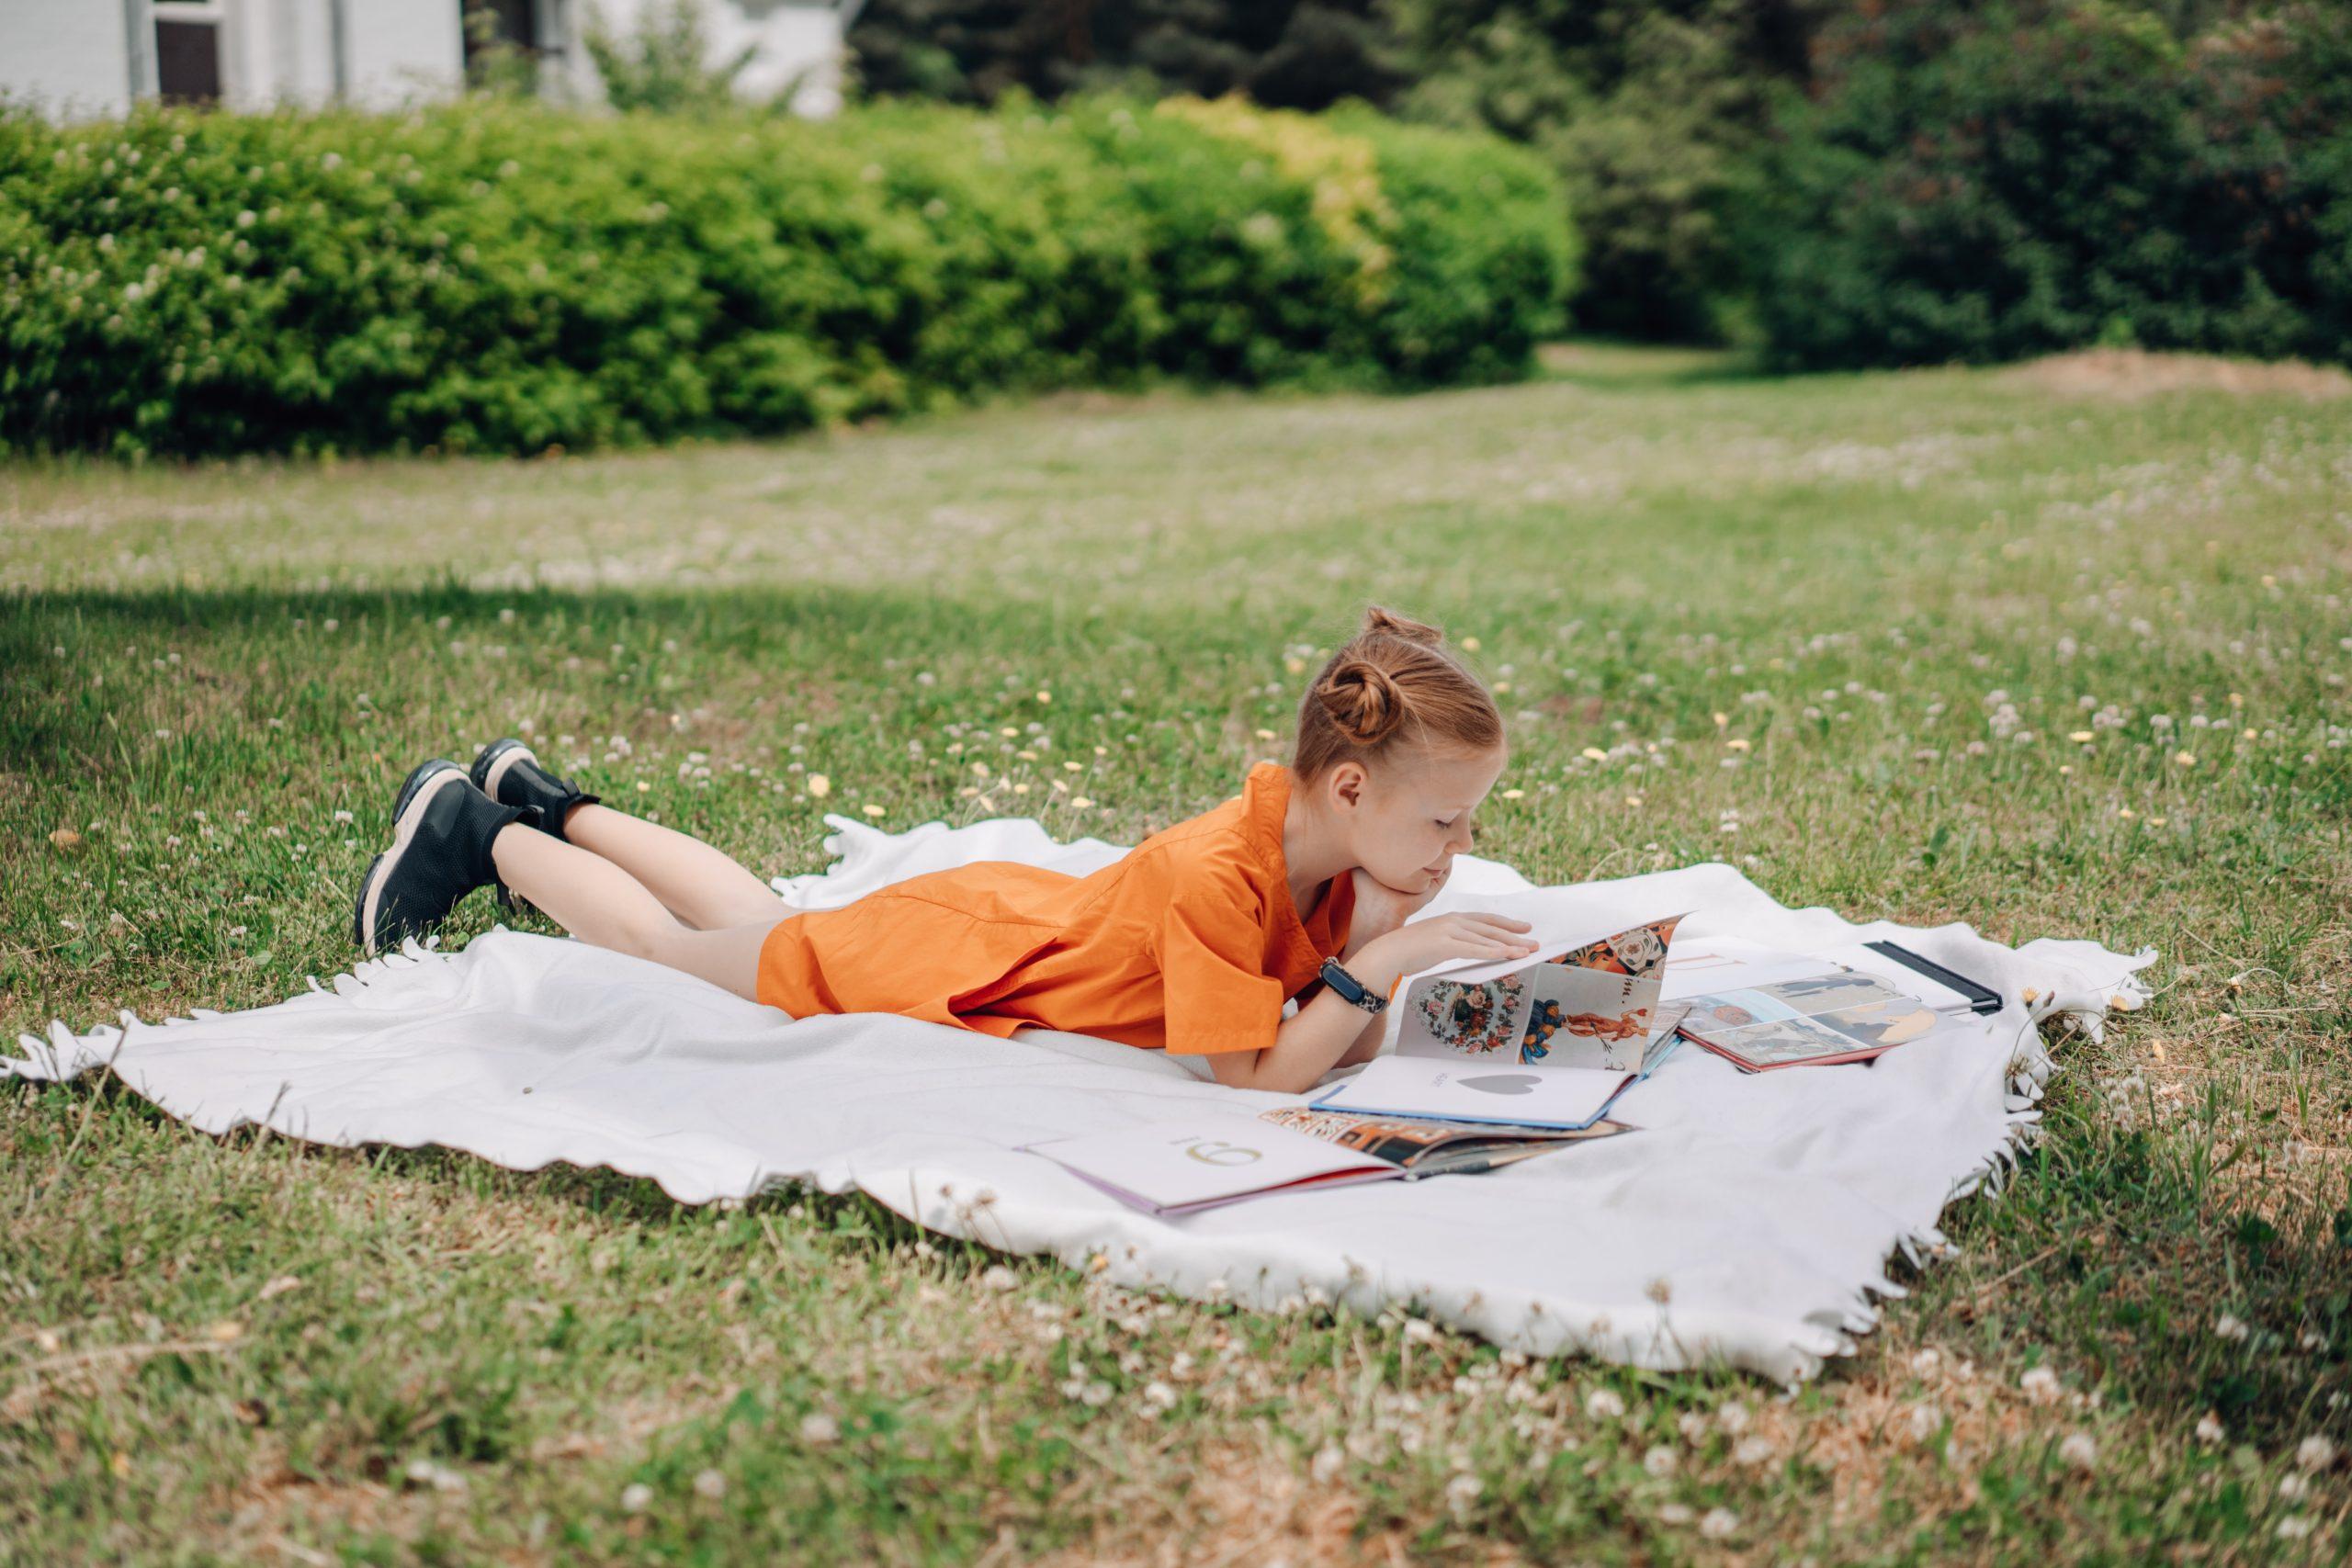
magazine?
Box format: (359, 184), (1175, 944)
(1310, 912), (1692, 1128)
(1257, 1104), (1634, 1179)
(1661, 935), (2000, 1072)
(1018, 1106), (1635, 1217)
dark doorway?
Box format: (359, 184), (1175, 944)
(462, 0), (543, 81)
(154, 15), (223, 106)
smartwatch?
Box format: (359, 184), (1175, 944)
(1317, 955), (1388, 1015)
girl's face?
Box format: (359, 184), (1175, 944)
(1318, 744), (1508, 895)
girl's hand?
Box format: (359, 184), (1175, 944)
(1348, 863), (1447, 942)
(1360, 912), (1539, 987)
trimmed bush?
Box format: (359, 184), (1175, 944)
(0, 94), (1571, 460)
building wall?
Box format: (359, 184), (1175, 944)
(0, 0), (138, 121)
(0, 0), (842, 121)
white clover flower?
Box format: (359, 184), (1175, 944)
(619, 1482), (653, 1512)
(1643, 1444), (1678, 1478)
(2213, 1314), (2250, 1342)
(1311, 1443), (1345, 1483)
(2060, 1432), (2097, 1471)
(1444, 1472), (1484, 1511)
(1678, 1411), (1709, 1442)
(1716, 1401), (1750, 1434)
(1909, 1404), (1943, 1440)
(1585, 1388), (1626, 1420)
(2196, 1413), (2227, 1446)
(2020, 1366), (2061, 1404)
(693, 1469), (727, 1499)
(2296, 1435), (2337, 1472)
(798, 1413), (840, 1444)
(1699, 1507), (1739, 1540)
(1734, 1434), (1774, 1465)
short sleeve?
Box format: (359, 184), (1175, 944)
(1155, 857), (1286, 1056)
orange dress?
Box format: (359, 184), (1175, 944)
(755, 761), (1358, 1055)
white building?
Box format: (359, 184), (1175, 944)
(0, 0), (857, 122)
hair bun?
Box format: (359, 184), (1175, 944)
(1317, 659), (1408, 747)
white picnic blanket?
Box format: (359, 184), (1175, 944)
(6, 811), (2154, 1385)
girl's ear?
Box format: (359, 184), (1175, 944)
(1328, 761), (1367, 813)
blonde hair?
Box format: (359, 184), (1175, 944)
(1291, 605), (1503, 783)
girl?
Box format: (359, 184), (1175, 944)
(352, 606), (1540, 1096)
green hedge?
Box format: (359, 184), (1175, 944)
(1743, 2), (2352, 372)
(0, 94), (1571, 460)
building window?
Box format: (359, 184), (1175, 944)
(152, 2), (225, 107)
(462, 0), (543, 85)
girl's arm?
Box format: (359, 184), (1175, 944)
(1204, 942), (1413, 1095)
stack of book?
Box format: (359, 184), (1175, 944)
(1020, 914), (2000, 1216)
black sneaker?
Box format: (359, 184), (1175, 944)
(469, 739), (601, 913)
(352, 760), (540, 955)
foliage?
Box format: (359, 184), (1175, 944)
(1745, 0), (2352, 369)
(578, 0), (762, 116)
(846, 0), (1406, 111)
(0, 94), (1570, 459)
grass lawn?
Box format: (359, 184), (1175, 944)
(3, 343), (2348, 1562)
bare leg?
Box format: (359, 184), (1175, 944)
(490, 824), (778, 1003)
(560, 802), (788, 931)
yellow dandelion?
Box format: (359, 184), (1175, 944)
(1581, 747), (1608, 761)
(862, 803), (886, 818)
(2118, 806), (2136, 818)
(1012, 783), (1030, 795)
(1285, 658), (1306, 674)
(2173, 751), (2198, 767)
(959, 786), (979, 797)
(1713, 712), (1729, 728)
(1254, 728), (1276, 740)
(1035, 690), (1052, 704)
(1017, 750), (1038, 761)
(2149, 815), (2166, 827)
(2068, 730), (2095, 743)
(999, 726), (1019, 738)
(1093, 745), (1108, 756)
(972, 761), (990, 778)
(1501, 787), (1524, 800)
(1072, 796), (1094, 808)
(1062, 761), (1083, 772)
(2059, 764), (2074, 775)
(1625, 795), (1644, 807)
(805, 773), (831, 798)
(1460, 637), (1480, 652)
(2241, 728), (2256, 740)
(1725, 738), (1751, 752)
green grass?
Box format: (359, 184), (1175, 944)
(3, 344), (2348, 1563)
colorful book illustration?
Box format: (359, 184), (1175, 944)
(1313, 913), (1692, 1129)
(1659, 936), (2001, 1072)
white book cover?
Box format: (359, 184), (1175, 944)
(1311, 1055), (1649, 1131)
(1018, 1111), (1403, 1216)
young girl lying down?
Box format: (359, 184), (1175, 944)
(351, 605), (1539, 1096)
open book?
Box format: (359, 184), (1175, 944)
(1309, 912), (1691, 1130)
(1663, 935), (2001, 1071)
(1018, 1106), (1633, 1217)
